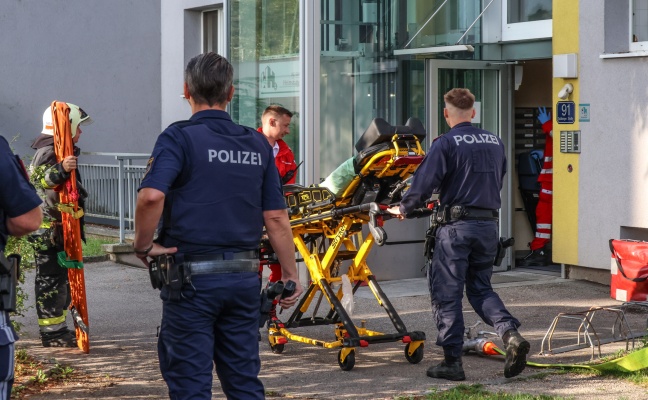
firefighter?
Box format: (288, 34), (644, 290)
(520, 107), (553, 266)
(30, 103), (93, 347)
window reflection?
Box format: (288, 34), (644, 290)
(319, 0), (427, 179)
(229, 0), (301, 165)
(633, 0), (648, 42)
(202, 10), (220, 53)
(507, 0), (552, 23)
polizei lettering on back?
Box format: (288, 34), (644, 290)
(207, 149), (262, 165)
(453, 133), (500, 146)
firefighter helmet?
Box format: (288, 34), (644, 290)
(41, 103), (93, 137)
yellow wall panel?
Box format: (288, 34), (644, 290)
(551, 0), (580, 265)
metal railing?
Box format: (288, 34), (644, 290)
(79, 152), (149, 243)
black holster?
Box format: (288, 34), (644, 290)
(435, 204), (450, 224)
(149, 255), (168, 290)
(149, 254), (191, 301)
(0, 252), (19, 312)
(423, 203), (440, 260)
(494, 237), (515, 267)
(423, 225), (437, 260)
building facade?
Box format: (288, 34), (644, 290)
(162, 0), (648, 282)
(3, 1), (648, 282)
(555, 0), (648, 283)
(0, 0), (162, 160)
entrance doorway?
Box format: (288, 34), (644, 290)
(508, 59), (554, 271)
(427, 59), (512, 271)
(426, 59), (554, 271)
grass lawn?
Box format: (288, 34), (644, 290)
(396, 384), (571, 399)
(82, 234), (117, 257)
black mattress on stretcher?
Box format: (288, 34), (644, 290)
(354, 117), (426, 152)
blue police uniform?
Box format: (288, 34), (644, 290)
(0, 135), (42, 399)
(140, 110), (286, 399)
(400, 122), (521, 359)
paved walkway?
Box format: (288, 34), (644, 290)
(13, 261), (648, 399)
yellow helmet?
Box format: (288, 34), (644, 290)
(41, 103), (93, 137)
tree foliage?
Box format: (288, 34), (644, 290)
(5, 164), (51, 332)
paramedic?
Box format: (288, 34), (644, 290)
(134, 52), (303, 400)
(30, 103), (93, 347)
(0, 134), (43, 397)
(519, 107), (553, 266)
(257, 105), (297, 185)
(387, 88), (529, 381)
(257, 104), (298, 323)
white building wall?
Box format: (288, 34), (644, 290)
(578, 0), (648, 269)
(0, 0), (161, 158)
(161, 1), (227, 129)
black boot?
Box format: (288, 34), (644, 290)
(41, 327), (76, 348)
(502, 330), (530, 378)
(518, 248), (549, 266)
(426, 358), (465, 381)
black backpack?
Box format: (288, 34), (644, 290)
(517, 150), (543, 192)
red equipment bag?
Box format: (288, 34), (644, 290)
(609, 239), (648, 302)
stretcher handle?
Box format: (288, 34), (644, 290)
(407, 208), (434, 218)
(331, 203), (373, 218)
(329, 203), (388, 245)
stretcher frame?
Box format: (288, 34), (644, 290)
(266, 131), (428, 371)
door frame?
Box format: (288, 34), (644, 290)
(426, 59), (514, 271)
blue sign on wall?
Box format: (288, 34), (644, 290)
(556, 101), (575, 124)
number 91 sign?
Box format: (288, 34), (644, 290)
(556, 101), (575, 124)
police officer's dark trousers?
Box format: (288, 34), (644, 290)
(158, 269), (264, 400)
(429, 220), (521, 359)
(0, 311), (16, 400)
(34, 245), (71, 334)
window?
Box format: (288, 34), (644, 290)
(203, 9), (223, 53)
(602, 0), (648, 57)
(631, 0), (648, 51)
(507, 0), (552, 23)
(396, 0), (483, 49)
(319, 0), (427, 178)
(229, 0), (301, 164)
(502, 0), (552, 41)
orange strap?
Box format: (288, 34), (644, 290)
(52, 101), (83, 262)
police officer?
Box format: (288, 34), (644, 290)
(0, 134), (43, 397)
(134, 52), (303, 400)
(388, 88), (529, 381)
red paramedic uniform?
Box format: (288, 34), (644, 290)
(529, 120), (553, 252)
(257, 128), (297, 284)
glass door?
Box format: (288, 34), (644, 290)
(427, 60), (513, 271)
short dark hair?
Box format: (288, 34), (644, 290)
(443, 88), (475, 110)
(262, 105), (293, 120)
(184, 52), (233, 107)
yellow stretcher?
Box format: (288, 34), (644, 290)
(264, 118), (428, 371)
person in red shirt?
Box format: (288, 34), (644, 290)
(257, 105), (297, 185)
(520, 107), (553, 266)
(257, 105), (298, 322)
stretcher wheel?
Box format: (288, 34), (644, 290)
(337, 349), (356, 371)
(268, 338), (285, 354)
(404, 343), (424, 364)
